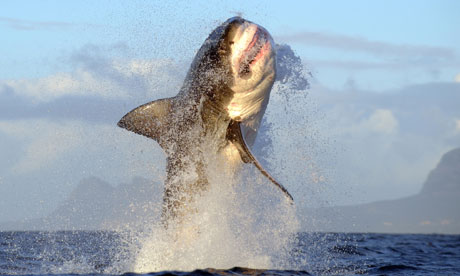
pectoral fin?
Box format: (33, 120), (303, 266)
(117, 97), (174, 143)
(226, 120), (294, 202)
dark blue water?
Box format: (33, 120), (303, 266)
(0, 231), (459, 275)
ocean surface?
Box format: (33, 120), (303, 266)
(0, 231), (459, 275)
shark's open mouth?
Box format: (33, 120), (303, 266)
(238, 28), (269, 76)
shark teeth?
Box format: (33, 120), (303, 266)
(238, 29), (266, 76)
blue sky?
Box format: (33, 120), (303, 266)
(0, 1), (459, 222)
(2, 0), (460, 85)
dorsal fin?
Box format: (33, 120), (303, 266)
(117, 97), (174, 143)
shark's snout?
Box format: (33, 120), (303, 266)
(229, 20), (275, 79)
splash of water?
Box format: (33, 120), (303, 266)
(108, 44), (311, 273)
(130, 146), (299, 272)
(32, 43), (312, 275)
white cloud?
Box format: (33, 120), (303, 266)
(455, 119), (460, 133)
(455, 73), (460, 83)
(277, 31), (456, 61)
(0, 16), (73, 31)
(0, 120), (80, 172)
(365, 109), (398, 134)
(322, 107), (399, 138)
(4, 70), (111, 102)
(1, 58), (182, 103)
(0, 119), (164, 175)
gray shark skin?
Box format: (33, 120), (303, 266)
(118, 17), (293, 224)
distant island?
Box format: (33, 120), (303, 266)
(1, 177), (163, 231)
(1, 148), (459, 234)
(305, 147), (460, 234)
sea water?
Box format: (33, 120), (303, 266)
(1, 231), (459, 275)
(3, 42), (457, 276)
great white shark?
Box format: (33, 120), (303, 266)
(118, 17), (293, 223)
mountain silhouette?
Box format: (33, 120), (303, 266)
(2, 148), (459, 233)
(306, 147), (460, 234)
(1, 177), (163, 230)
(421, 147), (460, 196)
